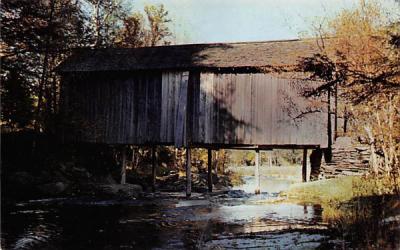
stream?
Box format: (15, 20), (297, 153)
(1, 168), (349, 249)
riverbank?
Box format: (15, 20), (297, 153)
(276, 175), (400, 249)
(2, 131), (239, 203)
(2, 165), (236, 204)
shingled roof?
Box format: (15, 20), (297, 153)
(57, 39), (323, 72)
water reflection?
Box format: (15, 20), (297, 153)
(1, 173), (340, 249)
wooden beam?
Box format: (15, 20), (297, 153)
(186, 147), (191, 197)
(255, 149), (260, 194)
(207, 148), (212, 192)
(189, 143), (320, 150)
(121, 146), (127, 185)
(152, 146), (156, 192)
(302, 148), (308, 182)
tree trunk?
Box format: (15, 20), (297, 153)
(35, 0), (56, 131)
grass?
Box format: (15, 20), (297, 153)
(281, 175), (400, 204)
(280, 175), (400, 248)
(281, 176), (355, 204)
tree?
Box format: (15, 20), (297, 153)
(1, 0), (173, 133)
(88, 0), (129, 48)
(144, 4), (172, 46)
(116, 12), (147, 48)
(1, 70), (34, 129)
(1, 0), (89, 130)
(299, 0), (400, 176)
(1, 0), (138, 130)
(116, 4), (172, 48)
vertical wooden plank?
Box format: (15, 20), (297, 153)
(137, 73), (146, 144)
(174, 72), (189, 147)
(255, 149), (260, 194)
(255, 74), (263, 144)
(119, 78), (125, 143)
(128, 77), (135, 143)
(223, 73), (231, 143)
(160, 73), (169, 142)
(250, 74), (256, 145)
(186, 147), (192, 197)
(272, 75), (280, 145)
(189, 72), (200, 143)
(268, 74), (275, 145)
(109, 78), (115, 143)
(144, 73), (150, 143)
(132, 75), (139, 143)
(148, 74), (155, 142)
(155, 72), (162, 143)
(171, 73), (182, 142)
(165, 72), (172, 142)
(302, 148), (308, 182)
(204, 73), (214, 144)
(207, 148), (213, 192)
(199, 73), (207, 143)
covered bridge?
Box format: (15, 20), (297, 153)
(57, 39), (330, 196)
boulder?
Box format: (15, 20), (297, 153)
(8, 171), (36, 188)
(99, 184), (143, 198)
(38, 181), (69, 196)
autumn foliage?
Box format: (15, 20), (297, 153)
(301, 0), (400, 177)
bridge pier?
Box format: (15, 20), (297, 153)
(152, 146), (157, 192)
(121, 146), (127, 184)
(302, 149), (308, 182)
(207, 148), (213, 192)
(186, 147), (192, 197)
(255, 149), (261, 194)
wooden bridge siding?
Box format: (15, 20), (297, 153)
(62, 71), (327, 147)
(159, 71), (190, 147)
(63, 71), (191, 145)
(63, 72), (162, 144)
(191, 73), (328, 147)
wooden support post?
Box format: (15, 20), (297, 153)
(302, 148), (308, 182)
(255, 149), (260, 194)
(121, 146), (127, 185)
(186, 147), (191, 197)
(207, 148), (213, 193)
(152, 146), (156, 192)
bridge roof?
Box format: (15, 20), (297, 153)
(57, 38), (326, 72)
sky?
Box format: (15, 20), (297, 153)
(131, 0), (398, 44)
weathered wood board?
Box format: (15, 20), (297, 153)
(63, 71), (187, 145)
(190, 73), (328, 147)
(61, 71), (328, 148)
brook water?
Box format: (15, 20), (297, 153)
(0, 166), (368, 249)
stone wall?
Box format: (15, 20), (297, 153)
(319, 137), (371, 179)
